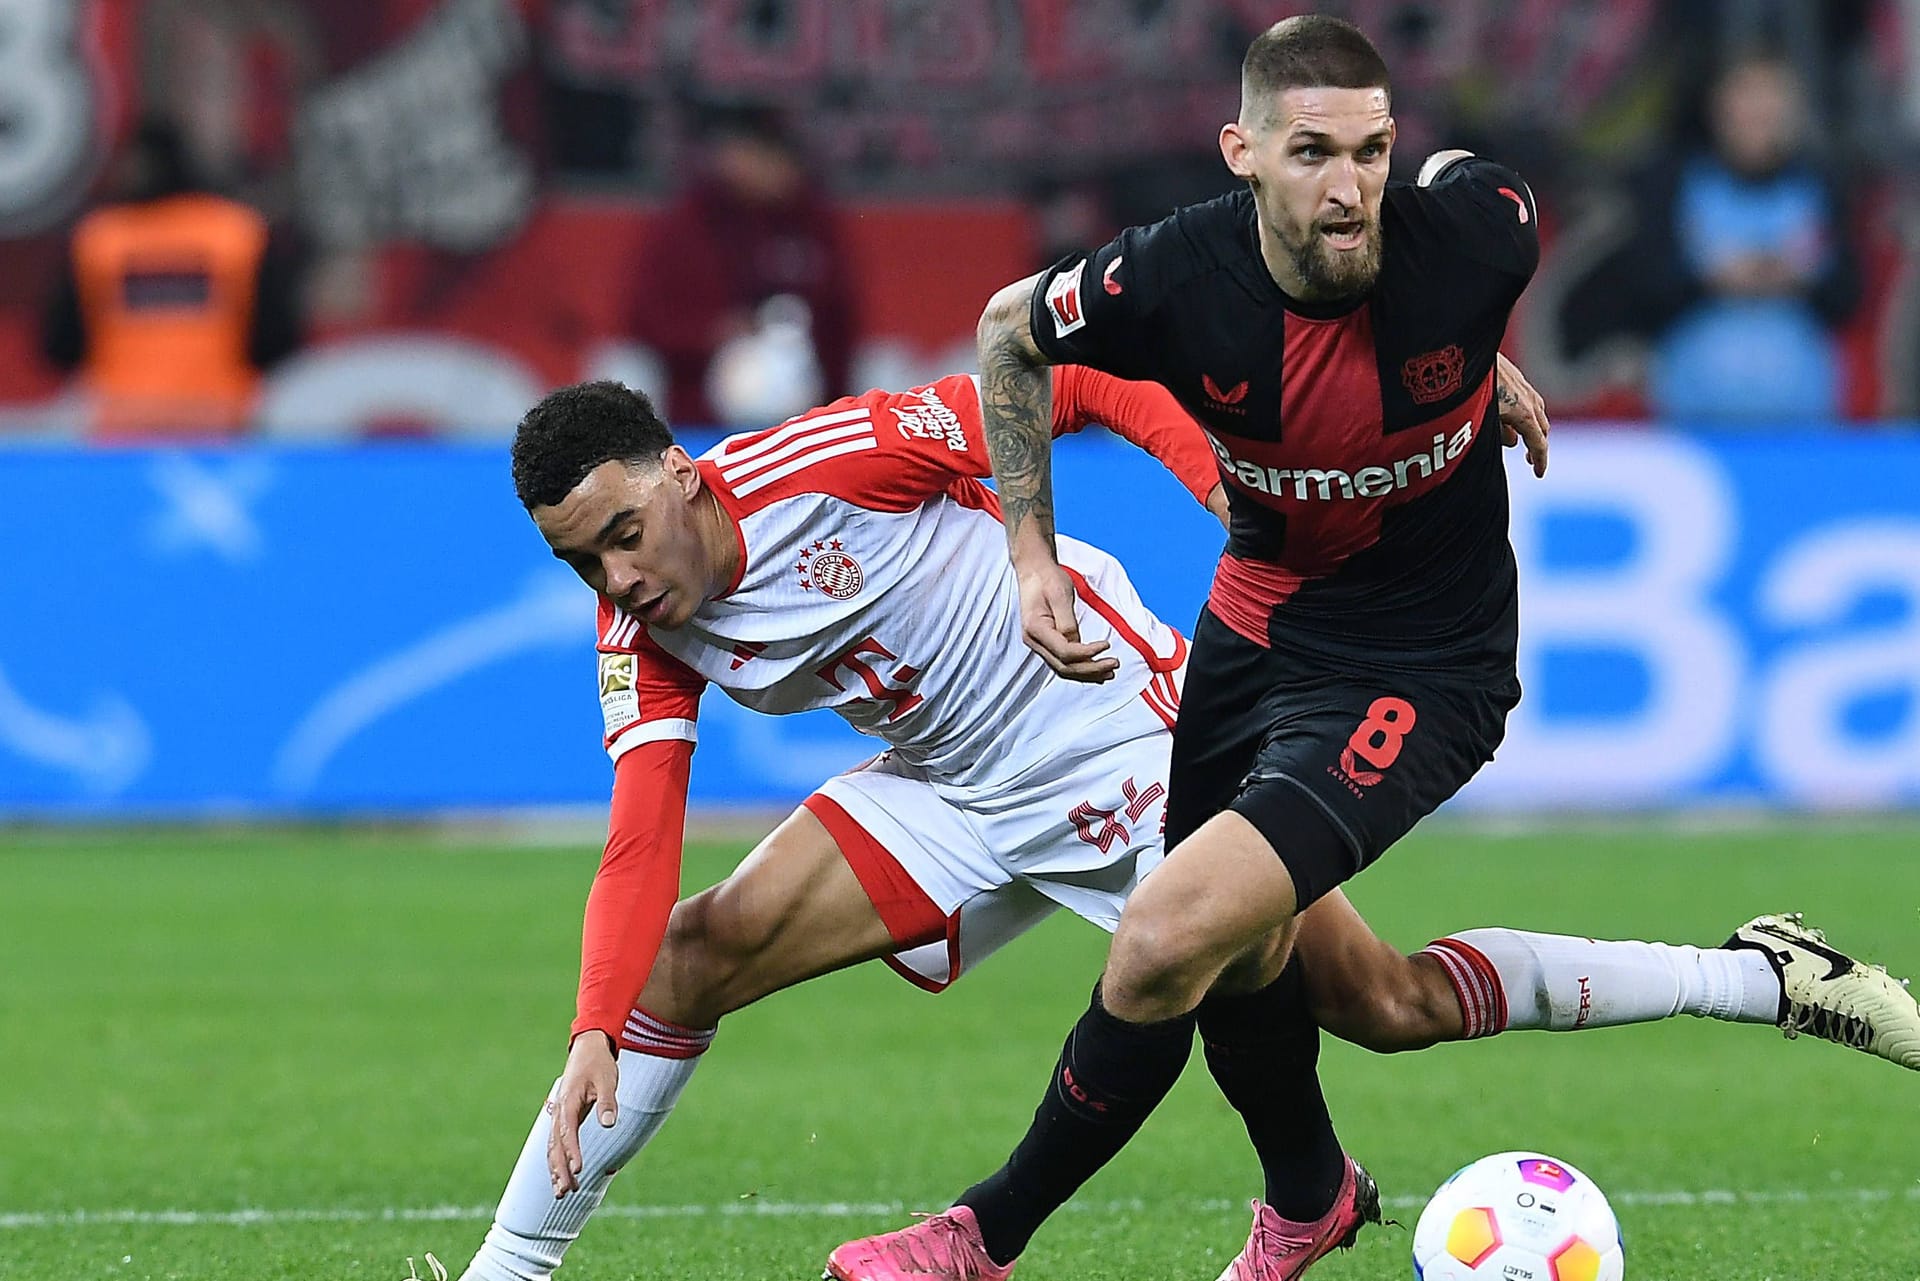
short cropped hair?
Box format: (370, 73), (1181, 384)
(511, 381), (676, 509)
(1241, 15), (1391, 122)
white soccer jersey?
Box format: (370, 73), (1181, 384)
(593, 370), (1205, 791)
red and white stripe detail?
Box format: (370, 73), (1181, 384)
(601, 609), (642, 650)
(606, 716), (697, 762)
(717, 407), (878, 497)
(1140, 665), (1181, 730)
(618, 1005), (715, 1060)
(1422, 936), (1509, 1039)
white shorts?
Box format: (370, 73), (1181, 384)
(804, 699), (1173, 991)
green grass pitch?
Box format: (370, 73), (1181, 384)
(3, 821), (1917, 1280)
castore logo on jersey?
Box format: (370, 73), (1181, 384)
(1201, 373), (1250, 411)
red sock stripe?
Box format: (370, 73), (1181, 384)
(619, 1005), (715, 1060)
(1444, 937), (1509, 1034)
(1422, 939), (1507, 1038)
(1422, 942), (1485, 1038)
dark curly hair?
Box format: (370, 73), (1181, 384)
(511, 381), (677, 509)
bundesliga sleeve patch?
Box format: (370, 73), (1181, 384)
(1044, 260), (1088, 337)
(599, 651), (640, 737)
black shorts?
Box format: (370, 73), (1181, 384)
(1166, 609), (1521, 909)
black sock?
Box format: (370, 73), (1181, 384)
(958, 984), (1196, 1264)
(1198, 961), (1347, 1222)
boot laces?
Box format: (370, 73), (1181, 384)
(877, 1212), (999, 1279)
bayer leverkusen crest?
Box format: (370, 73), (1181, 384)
(1401, 344), (1465, 405)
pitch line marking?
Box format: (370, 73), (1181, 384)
(3, 1186), (1917, 1230)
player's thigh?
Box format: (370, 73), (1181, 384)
(1107, 808), (1303, 996)
(1229, 668), (1518, 911)
(645, 804), (900, 1016)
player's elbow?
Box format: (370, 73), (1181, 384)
(977, 274), (1043, 369)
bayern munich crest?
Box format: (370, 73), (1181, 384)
(796, 539), (864, 600)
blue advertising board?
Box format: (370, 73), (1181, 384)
(1, 428), (1915, 816)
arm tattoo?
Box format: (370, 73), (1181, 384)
(979, 294), (1057, 554)
(1496, 380), (1519, 409)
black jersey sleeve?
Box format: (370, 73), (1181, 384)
(1027, 224), (1166, 379)
(1405, 154), (1540, 286)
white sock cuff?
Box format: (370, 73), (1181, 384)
(1421, 937), (1510, 1038)
(617, 1005), (716, 1060)
(615, 1044), (705, 1114)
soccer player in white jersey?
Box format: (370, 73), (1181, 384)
(459, 368), (1920, 1281)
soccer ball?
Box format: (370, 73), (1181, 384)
(1412, 1152), (1624, 1281)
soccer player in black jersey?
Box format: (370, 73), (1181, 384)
(840, 15), (1539, 1281)
(825, 16), (1920, 1281)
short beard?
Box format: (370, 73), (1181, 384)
(1283, 218), (1383, 301)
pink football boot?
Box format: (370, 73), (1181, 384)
(824, 1205), (1015, 1281)
(1215, 1157), (1382, 1281)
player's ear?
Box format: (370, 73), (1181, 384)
(1220, 121), (1256, 181)
(663, 445), (701, 498)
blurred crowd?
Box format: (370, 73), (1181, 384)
(6, 0), (1917, 441)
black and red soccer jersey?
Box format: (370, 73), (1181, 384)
(1029, 156), (1539, 674)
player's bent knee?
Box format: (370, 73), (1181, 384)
(1104, 907), (1223, 1018)
(649, 885), (771, 1023)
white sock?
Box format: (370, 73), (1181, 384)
(1422, 929), (1782, 1036)
(461, 1015), (714, 1281)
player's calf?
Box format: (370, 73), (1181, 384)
(1292, 891), (1465, 1051)
(460, 1026), (713, 1281)
(1309, 951), (1463, 1053)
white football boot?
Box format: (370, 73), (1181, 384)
(1726, 913), (1920, 1070)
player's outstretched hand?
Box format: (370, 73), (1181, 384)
(1017, 559), (1118, 683)
(1495, 350), (1549, 478)
(547, 1031), (619, 1197)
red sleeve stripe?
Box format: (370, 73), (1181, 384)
(719, 404), (873, 467)
(720, 409), (876, 482)
(733, 435), (880, 496)
(1061, 566), (1186, 675)
(602, 610), (641, 649)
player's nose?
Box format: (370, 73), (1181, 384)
(603, 558), (643, 599)
(1326, 158), (1362, 207)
